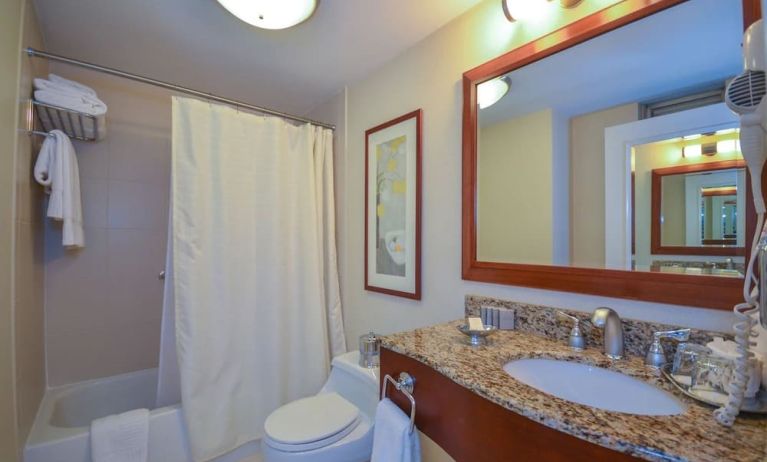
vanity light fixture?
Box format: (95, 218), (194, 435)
(503, 0), (583, 22)
(683, 144), (702, 158)
(216, 0), (317, 30)
(717, 139), (740, 153)
(477, 76), (511, 109)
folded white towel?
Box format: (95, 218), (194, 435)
(91, 409), (149, 462)
(34, 78), (89, 97)
(48, 73), (98, 97)
(34, 89), (107, 140)
(34, 130), (85, 248)
(371, 398), (421, 462)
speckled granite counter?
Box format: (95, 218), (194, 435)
(380, 321), (767, 462)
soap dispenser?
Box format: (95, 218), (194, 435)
(359, 331), (380, 368)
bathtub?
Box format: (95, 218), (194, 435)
(25, 368), (262, 462)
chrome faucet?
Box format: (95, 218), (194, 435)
(590, 307), (624, 359)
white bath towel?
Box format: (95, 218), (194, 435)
(34, 89), (107, 140)
(34, 77), (96, 97)
(34, 130), (85, 248)
(371, 398), (421, 462)
(91, 409), (149, 462)
(48, 73), (99, 97)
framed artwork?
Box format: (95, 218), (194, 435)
(364, 109), (422, 299)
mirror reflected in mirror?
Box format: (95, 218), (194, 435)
(475, 0), (749, 278)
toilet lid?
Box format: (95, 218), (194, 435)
(264, 392), (361, 445)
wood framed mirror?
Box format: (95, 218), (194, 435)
(462, 0), (763, 310)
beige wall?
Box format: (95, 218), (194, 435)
(44, 65), (171, 386)
(478, 109), (553, 264)
(1, 0), (47, 458)
(15, 0), (47, 446)
(660, 174), (686, 245)
(570, 103), (638, 268)
(328, 0), (735, 354)
(0, 0), (24, 457)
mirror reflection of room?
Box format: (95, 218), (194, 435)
(639, 130), (747, 277)
(475, 0), (746, 278)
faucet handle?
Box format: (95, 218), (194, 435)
(655, 328), (691, 342)
(644, 328), (691, 368)
(556, 311), (586, 351)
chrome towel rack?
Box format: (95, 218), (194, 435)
(381, 372), (416, 433)
(27, 100), (99, 142)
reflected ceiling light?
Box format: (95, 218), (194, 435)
(683, 144), (702, 158)
(216, 0), (317, 30)
(503, 0), (583, 22)
(478, 76), (511, 109)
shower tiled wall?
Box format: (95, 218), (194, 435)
(44, 66), (172, 386)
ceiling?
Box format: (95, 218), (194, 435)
(479, 0), (743, 126)
(32, 0), (483, 117)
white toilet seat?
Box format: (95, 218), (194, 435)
(265, 415), (361, 452)
(264, 392), (362, 452)
(262, 414), (373, 462)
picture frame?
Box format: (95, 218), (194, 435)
(364, 109), (422, 299)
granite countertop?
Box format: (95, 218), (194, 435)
(380, 320), (767, 462)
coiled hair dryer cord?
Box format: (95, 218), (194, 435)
(714, 213), (765, 426)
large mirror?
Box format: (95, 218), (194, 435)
(463, 0), (760, 308)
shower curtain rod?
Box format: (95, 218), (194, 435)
(25, 48), (336, 130)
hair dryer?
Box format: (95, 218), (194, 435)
(725, 19), (767, 213)
(716, 19), (767, 427)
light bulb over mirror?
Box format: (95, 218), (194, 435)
(503, 0), (550, 22)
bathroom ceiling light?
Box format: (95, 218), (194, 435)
(216, 0), (317, 30)
(477, 77), (511, 109)
(503, 0), (549, 22)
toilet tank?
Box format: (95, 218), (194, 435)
(321, 351), (379, 418)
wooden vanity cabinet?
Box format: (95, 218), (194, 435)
(381, 348), (643, 462)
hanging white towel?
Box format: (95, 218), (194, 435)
(91, 409), (149, 462)
(371, 398), (421, 462)
(34, 130), (85, 248)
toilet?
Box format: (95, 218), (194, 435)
(262, 351), (380, 462)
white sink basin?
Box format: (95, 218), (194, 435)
(503, 359), (685, 416)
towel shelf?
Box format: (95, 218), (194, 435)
(27, 100), (99, 142)
(381, 372), (416, 433)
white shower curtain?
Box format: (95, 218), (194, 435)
(169, 96), (346, 462)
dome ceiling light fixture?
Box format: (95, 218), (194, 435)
(216, 0), (318, 30)
(478, 76), (511, 109)
(503, 0), (584, 22)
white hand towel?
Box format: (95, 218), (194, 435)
(34, 130), (85, 248)
(91, 409), (149, 462)
(371, 398), (421, 462)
